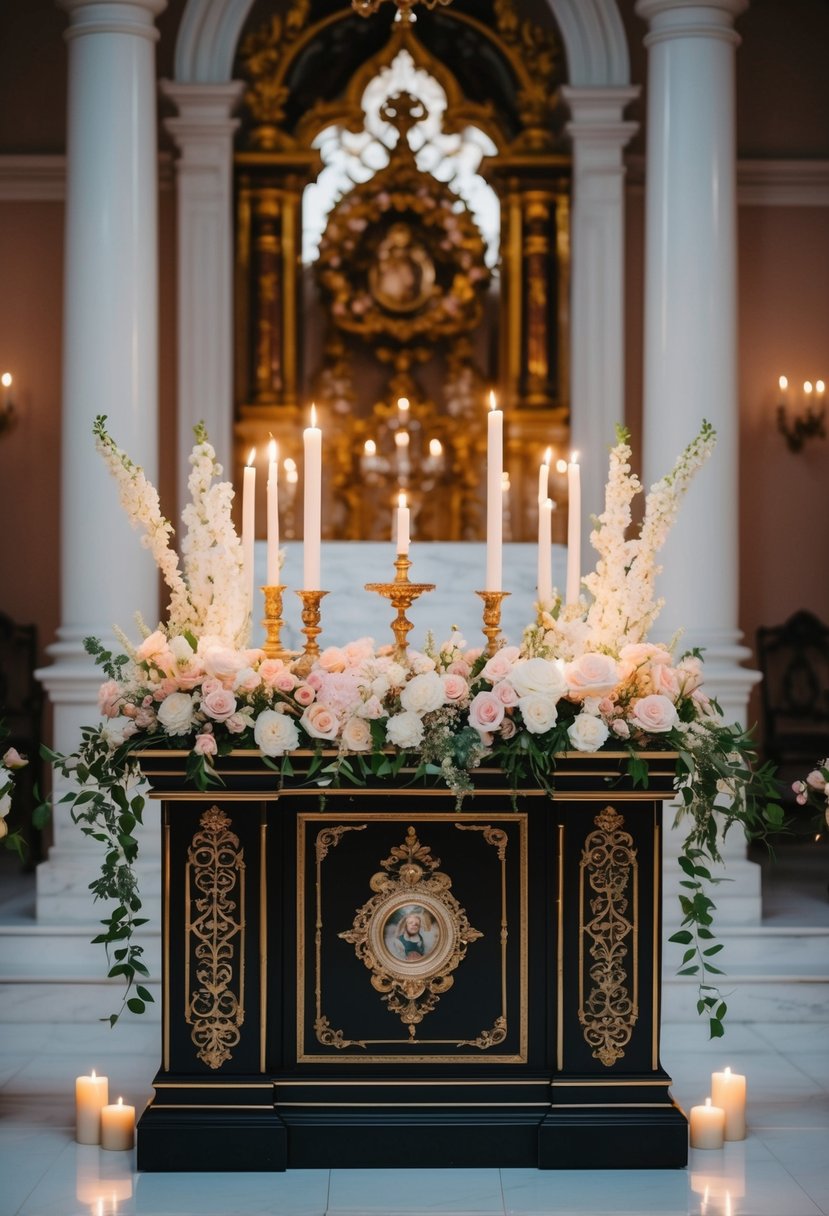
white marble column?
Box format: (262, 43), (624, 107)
(36, 0), (165, 922)
(637, 0), (761, 926)
(160, 81), (243, 510)
(562, 86), (639, 546)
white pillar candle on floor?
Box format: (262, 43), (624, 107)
(565, 452), (581, 605)
(101, 1096), (135, 1151)
(76, 1071), (109, 1144)
(711, 1067), (746, 1140)
(689, 1097), (725, 1149)
(396, 490), (410, 556)
(242, 448), (256, 613)
(537, 498), (553, 605)
(303, 404), (322, 590)
(485, 390), (503, 591)
(266, 438), (280, 585)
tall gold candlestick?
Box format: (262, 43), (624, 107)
(365, 554), (435, 661)
(294, 589), (329, 676)
(476, 590), (510, 656)
(260, 585), (295, 662)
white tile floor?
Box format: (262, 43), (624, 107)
(0, 1018), (827, 1216)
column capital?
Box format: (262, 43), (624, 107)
(59, 0), (167, 42)
(562, 87), (639, 172)
(160, 79), (246, 127)
(636, 0), (747, 47)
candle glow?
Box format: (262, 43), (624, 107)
(395, 489), (410, 556)
(303, 404), (322, 590)
(485, 390), (503, 591)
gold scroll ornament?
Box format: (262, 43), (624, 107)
(185, 807), (246, 1070)
(578, 806), (639, 1067)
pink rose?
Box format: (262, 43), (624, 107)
(200, 678), (223, 698)
(564, 653), (621, 700)
(2, 747), (27, 770)
(500, 716), (517, 740)
(259, 659), (288, 688)
(806, 770), (826, 791)
(342, 717), (373, 752)
(301, 703), (340, 741)
(629, 695), (679, 735)
(224, 713), (248, 734)
(135, 706), (157, 730)
(98, 680), (123, 719)
(343, 638), (375, 665)
(448, 659), (471, 677)
(441, 673), (469, 703)
(468, 691), (505, 733)
(306, 670), (325, 692)
(295, 683), (316, 707)
(676, 656), (704, 695)
(649, 663), (680, 699)
(154, 678), (180, 701)
(274, 671), (299, 693)
(233, 667), (261, 694)
(193, 733), (218, 758)
(135, 630), (173, 668)
(318, 647), (347, 673)
(611, 719), (630, 739)
(494, 680), (520, 707)
(481, 646), (520, 683)
(201, 688), (237, 722)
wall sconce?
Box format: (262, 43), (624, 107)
(0, 372), (16, 437)
(776, 375), (826, 453)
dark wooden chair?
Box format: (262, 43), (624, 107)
(756, 610), (829, 801)
(0, 611), (44, 864)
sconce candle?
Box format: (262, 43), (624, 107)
(303, 404), (322, 590)
(100, 1096), (135, 1152)
(711, 1067), (746, 1140)
(266, 439), (280, 585)
(75, 1070), (109, 1144)
(565, 452), (581, 606)
(485, 390), (503, 592)
(395, 490), (410, 556)
(689, 1097), (725, 1149)
(242, 448), (256, 612)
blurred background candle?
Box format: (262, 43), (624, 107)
(486, 390), (503, 591)
(712, 1066), (746, 1140)
(537, 497), (553, 605)
(538, 446), (551, 504)
(242, 448), (256, 611)
(565, 451), (581, 605)
(100, 1096), (135, 1151)
(689, 1097), (725, 1149)
(266, 438), (280, 585)
(395, 490), (410, 556)
(303, 404), (322, 589)
(76, 1070), (108, 1144)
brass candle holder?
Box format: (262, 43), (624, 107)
(476, 590), (510, 656)
(365, 554), (435, 661)
(294, 589), (329, 675)
(260, 585), (295, 662)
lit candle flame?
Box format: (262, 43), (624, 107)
(778, 375), (788, 392)
(570, 450), (579, 465)
(397, 397), (410, 412)
(544, 446), (552, 464)
(398, 490), (407, 509)
(268, 438), (277, 463)
(117, 1097), (123, 1106)
(489, 389), (497, 411)
(804, 381), (813, 395)
(817, 379), (825, 394)
(364, 439), (376, 456)
(429, 439), (442, 457)
(1, 372), (11, 389)
(394, 431), (410, 448)
(246, 448), (256, 467)
(310, 402), (317, 427)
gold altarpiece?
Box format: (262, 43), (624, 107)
(232, 0), (572, 544)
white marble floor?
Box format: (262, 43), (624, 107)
(1, 1017), (827, 1216)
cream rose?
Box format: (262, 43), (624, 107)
(567, 713), (610, 752)
(564, 653), (621, 700)
(441, 673), (469, 703)
(135, 629), (172, 665)
(400, 671), (445, 716)
(629, 694), (679, 735)
(0, 817), (8, 840)
(202, 646), (245, 686)
(193, 732), (218, 757)
(318, 646), (348, 673)
(468, 691), (505, 733)
(301, 703), (340, 741)
(518, 694), (558, 735)
(157, 692), (195, 736)
(385, 711), (425, 750)
(508, 657), (567, 701)
(254, 709), (300, 756)
(2, 748), (27, 770)
(342, 716), (373, 752)
(481, 645), (520, 683)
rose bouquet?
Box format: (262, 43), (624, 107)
(48, 417), (783, 1033)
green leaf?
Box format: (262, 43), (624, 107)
(678, 965), (700, 976)
(668, 930), (693, 945)
(126, 998), (145, 1015)
(136, 986), (155, 1004)
(703, 944), (724, 957)
(709, 1018), (725, 1039)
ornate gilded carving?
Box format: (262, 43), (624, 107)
(185, 807), (246, 1070)
(238, 2), (310, 149)
(339, 826), (483, 1035)
(458, 1015), (507, 1050)
(578, 806), (639, 1068)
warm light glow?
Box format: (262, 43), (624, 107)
(804, 381), (813, 394)
(246, 448), (256, 467)
(1, 372), (11, 388)
(284, 457), (296, 472)
(397, 397), (410, 412)
(502, 472), (511, 490)
(268, 438), (277, 463)
(394, 430), (410, 448)
(724, 1067), (731, 1077)
(286, 468), (298, 484)
(364, 439), (377, 456)
(778, 375), (788, 392)
(117, 1097), (124, 1107)
(555, 458), (568, 474)
(398, 490), (407, 509)
(91, 1070), (96, 1079)
(570, 450), (579, 465)
(488, 389), (497, 411)
(429, 438), (442, 457)
(817, 379), (825, 394)
(544, 446), (552, 464)
(310, 402), (318, 427)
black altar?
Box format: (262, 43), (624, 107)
(136, 751), (688, 1171)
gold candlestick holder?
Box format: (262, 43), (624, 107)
(365, 554), (435, 661)
(476, 590), (510, 656)
(294, 589), (329, 675)
(260, 585), (295, 662)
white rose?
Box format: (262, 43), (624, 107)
(509, 657), (567, 701)
(342, 717), (373, 752)
(629, 694), (680, 735)
(518, 694), (558, 735)
(102, 716), (138, 748)
(409, 650), (436, 675)
(202, 646), (245, 684)
(254, 709), (300, 756)
(400, 671), (445, 716)
(386, 711), (425, 750)
(564, 653), (620, 700)
(0, 790), (11, 819)
(157, 691), (196, 736)
(567, 713), (610, 753)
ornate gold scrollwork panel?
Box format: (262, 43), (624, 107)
(578, 806), (639, 1068)
(185, 807), (246, 1070)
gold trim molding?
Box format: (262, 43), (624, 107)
(185, 807), (246, 1070)
(578, 806), (638, 1068)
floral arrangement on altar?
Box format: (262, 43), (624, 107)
(0, 728), (31, 859)
(793, 761), (829, 832)
(49, 415), (783, 1034)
